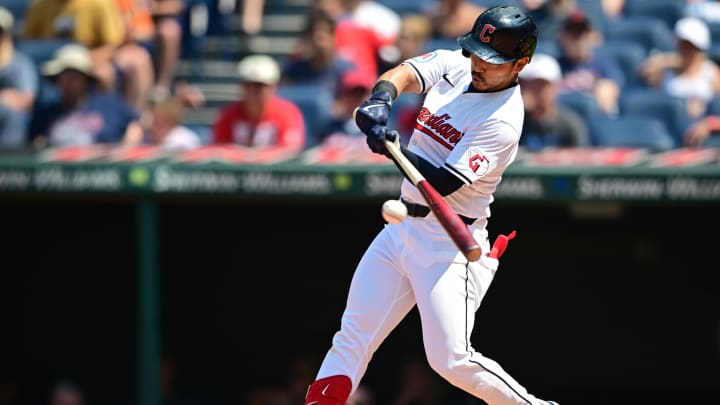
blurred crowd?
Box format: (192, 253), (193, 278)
(0, 353), (457, 405)
(1, 0), (720, 159)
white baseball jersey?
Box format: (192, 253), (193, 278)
(312, 47), (558, 405)
(400, 49), (524, 220)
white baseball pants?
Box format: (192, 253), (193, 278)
(315, 216), (550, 405)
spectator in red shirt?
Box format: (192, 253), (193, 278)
(314, 0), (397, 76)
(212, 55), (306, 153)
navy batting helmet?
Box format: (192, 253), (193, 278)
(457, 6), (538, 64)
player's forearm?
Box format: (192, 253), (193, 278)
(400, 145), (463, 196)
(375, 64), (422, 98)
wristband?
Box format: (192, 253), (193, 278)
(371, 80), (398, 101)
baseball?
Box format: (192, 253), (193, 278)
(381, 199), (408, 224)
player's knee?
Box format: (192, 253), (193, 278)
(425, 348), (468, 379)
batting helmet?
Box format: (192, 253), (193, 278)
(457, 6), (538, 64)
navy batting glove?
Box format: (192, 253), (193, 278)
(366, 125), (398, 156)
(355, 91), (393, 135)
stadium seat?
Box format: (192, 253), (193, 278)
(595, 40), (648, 89)
(535, 40), (561, 59)
(701, 135), (720, 147)
(3, 0), (28, 33)
(619, 88), (692, 146)
(589, 116), (675, 151)
(709, 44), (720, 66)
(557, 91), (602, 126)
(277, 84), (334, 147)
(423, 38), (460, 53)
(604, 16), (676, 54)
(472, 0), (522, 8)
(575, 0), (609, 34)
(708, 22), (720, 45)
(377, 0), (433, 15)
(15, 39), (72, 66)
(706, 96), (720, 116)
(623, 0), (685, 31)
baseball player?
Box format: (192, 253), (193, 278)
(304, 6), (558, 405)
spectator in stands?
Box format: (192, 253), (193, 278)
(30, 44), (143, 147)
(146, 98), (201, 151)
(424, 0), (486, 40)
(525, 0), (578, 43)
(48, 381), (84, 405)
(639, 16), (720, 120)
(149, 0), (185, 102)
(22, 0), (155, 113)
(114, 0), (157, 109)
(685, 0), (720, 24)
(281, 9), (356, 97)
(556, 8), (623, 115)
(315, 0), (399, 76)
(212, 55), (305, 153)
(682, 113), (720, 147)
(378, 14), (432, 74)
(601, 0), (625, 22)
(241, 0), (265, 35)
(0, 7), (37, 149)
(342, 0), (401, 46)
(519, 53), (590, 150)
(318, 68), (374, 141)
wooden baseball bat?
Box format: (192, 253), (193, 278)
(384, 132), (482, 261)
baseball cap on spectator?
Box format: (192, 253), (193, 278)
(237, 54), (280, 85)
(519, 53), (561, 83)
(42, 43), (97, 80)
(562, 9), (592, 34)
(674, 17), (710, 51)
(0, 6), (13, 33)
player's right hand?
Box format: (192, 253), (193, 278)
(365, 125), (397, 156)
(355, 91), (393, 135)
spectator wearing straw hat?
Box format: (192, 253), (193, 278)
(30, 43), (143, 147)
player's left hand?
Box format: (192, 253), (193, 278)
(355, 91), (393, 135)
(365, 125), (398, 156)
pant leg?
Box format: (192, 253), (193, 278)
(407, 221), (548, 405)
(316, 223), (416, 393)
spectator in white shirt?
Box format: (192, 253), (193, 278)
(147, 98), (201, 151)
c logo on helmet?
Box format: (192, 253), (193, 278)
(478, 24), (496, 43)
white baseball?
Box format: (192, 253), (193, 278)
(381, 199), (408, 224)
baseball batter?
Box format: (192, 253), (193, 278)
(304, 6), (558, 405)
